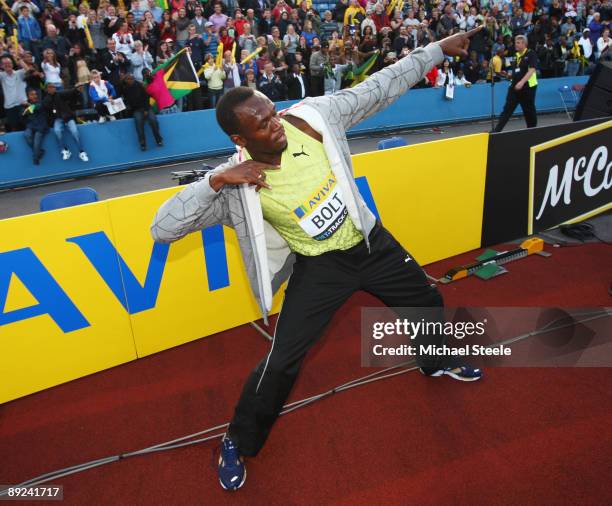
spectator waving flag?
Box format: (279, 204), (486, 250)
(349, 51), (380, 87)
(147, 48), (199, 110)
(155, 0), (169, 10)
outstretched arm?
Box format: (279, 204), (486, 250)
(304, 28), (481, 131)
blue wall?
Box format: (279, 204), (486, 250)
(0, 76), (587, 190)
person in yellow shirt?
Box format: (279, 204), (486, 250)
(488, 46), (508, 82)
(203, 54), (226, 107)
(343, 0), (366, 30)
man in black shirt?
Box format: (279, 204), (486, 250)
(285, 63), (309, 99)
(122, 72), (163, 151)
(43, 82), (90, 161)
(538, 35), (555, 78)
(493, 34), (538, 132)
(468, 22), (490, 60)
(464, 50), (483, 83)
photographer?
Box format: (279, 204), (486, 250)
(202, 21), (219, 57)
(65, 13), (87, 48)
(239, 23), (258, 53)
(222, 49), (240, 92)
(102, 5), (123, 38)
(272, 0), (292, 24)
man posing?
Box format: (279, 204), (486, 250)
(151, 28), (483, 491)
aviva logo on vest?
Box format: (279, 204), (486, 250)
(0, 176), (379, 335)
(293, 174), (337, 219)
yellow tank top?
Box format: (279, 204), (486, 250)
(244, 118), (363, 256)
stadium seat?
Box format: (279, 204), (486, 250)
(377, 136), (408, 150)
(40, 188), (99, 212)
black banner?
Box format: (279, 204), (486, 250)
(481, 118), (610, 246)
(530, 123), (612, 233)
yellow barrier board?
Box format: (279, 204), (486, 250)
(106, 188), (283, 358)
(353, 133), (489, 264)
(0, 135), (488, 403)
(0, 203), (137, 403)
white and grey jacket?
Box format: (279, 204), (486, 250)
(151, 43), (444, 323)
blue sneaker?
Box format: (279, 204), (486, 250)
(421, 365), (483, 382)
(217, 436), (246, 491)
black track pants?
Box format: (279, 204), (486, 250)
(493, 84), (538, 132)
(228, 222), (446, 457)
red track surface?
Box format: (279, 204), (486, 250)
(1, 242), (610, 505)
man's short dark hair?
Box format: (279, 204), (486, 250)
(216, 87), (256, 136)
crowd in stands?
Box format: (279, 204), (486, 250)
(1, 0), (611, 161)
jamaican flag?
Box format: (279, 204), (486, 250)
(22, 104), (39, 115)
(160, 48), (199, 98)
(147, 48), (199, 109)
(347, 50), (380, 87)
